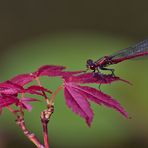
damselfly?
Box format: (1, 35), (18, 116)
(86, 39), (148, 76)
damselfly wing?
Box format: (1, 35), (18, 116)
(107, 39), (148, 64)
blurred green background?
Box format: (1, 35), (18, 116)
(0, 0), (148, 148)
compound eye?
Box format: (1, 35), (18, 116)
(87, 59), (93, 65)
(90, 65), (95, 70)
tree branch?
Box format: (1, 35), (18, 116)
(40, 105), (54, 148)
(16, 116), (44, 148)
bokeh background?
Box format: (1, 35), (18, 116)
(0, 0), (148, 148)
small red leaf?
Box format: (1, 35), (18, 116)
(25, 85), (52, 96)
(65, 72), (131, 85)
(43, 70), (83, 77)
(20, 97), (40, 111)
(0, 82), (23, 95)
(36, 65), (66, 76)
(0, 95), (19, 109)
(21, 97), (40, 102)
(10, 73), (35, 86)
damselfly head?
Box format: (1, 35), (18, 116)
(86, 59), (96, 70)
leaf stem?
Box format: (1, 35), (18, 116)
(35, 77), (51, 105)
(7, 106), (19, 117)
(48, 85), (63, 107)
(36, 77), (42, 86)
(20, 93), (25, 116)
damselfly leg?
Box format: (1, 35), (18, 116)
(93, 71), (107, 90)
(100, 67), (115, 76)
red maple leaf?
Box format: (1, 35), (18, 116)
(10, 74), (35, 86)
(0, 81), (24, 95)
(9, 65), (83, 86)
(35, 65), (66, 76)
(63, 81), (128, 126)
(20, 98), (40, 111)
(0, 95), (19, 109)
(25, 85), (52, 96)
(34, 65), (83, 77)
(64, 72), (131, 85)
